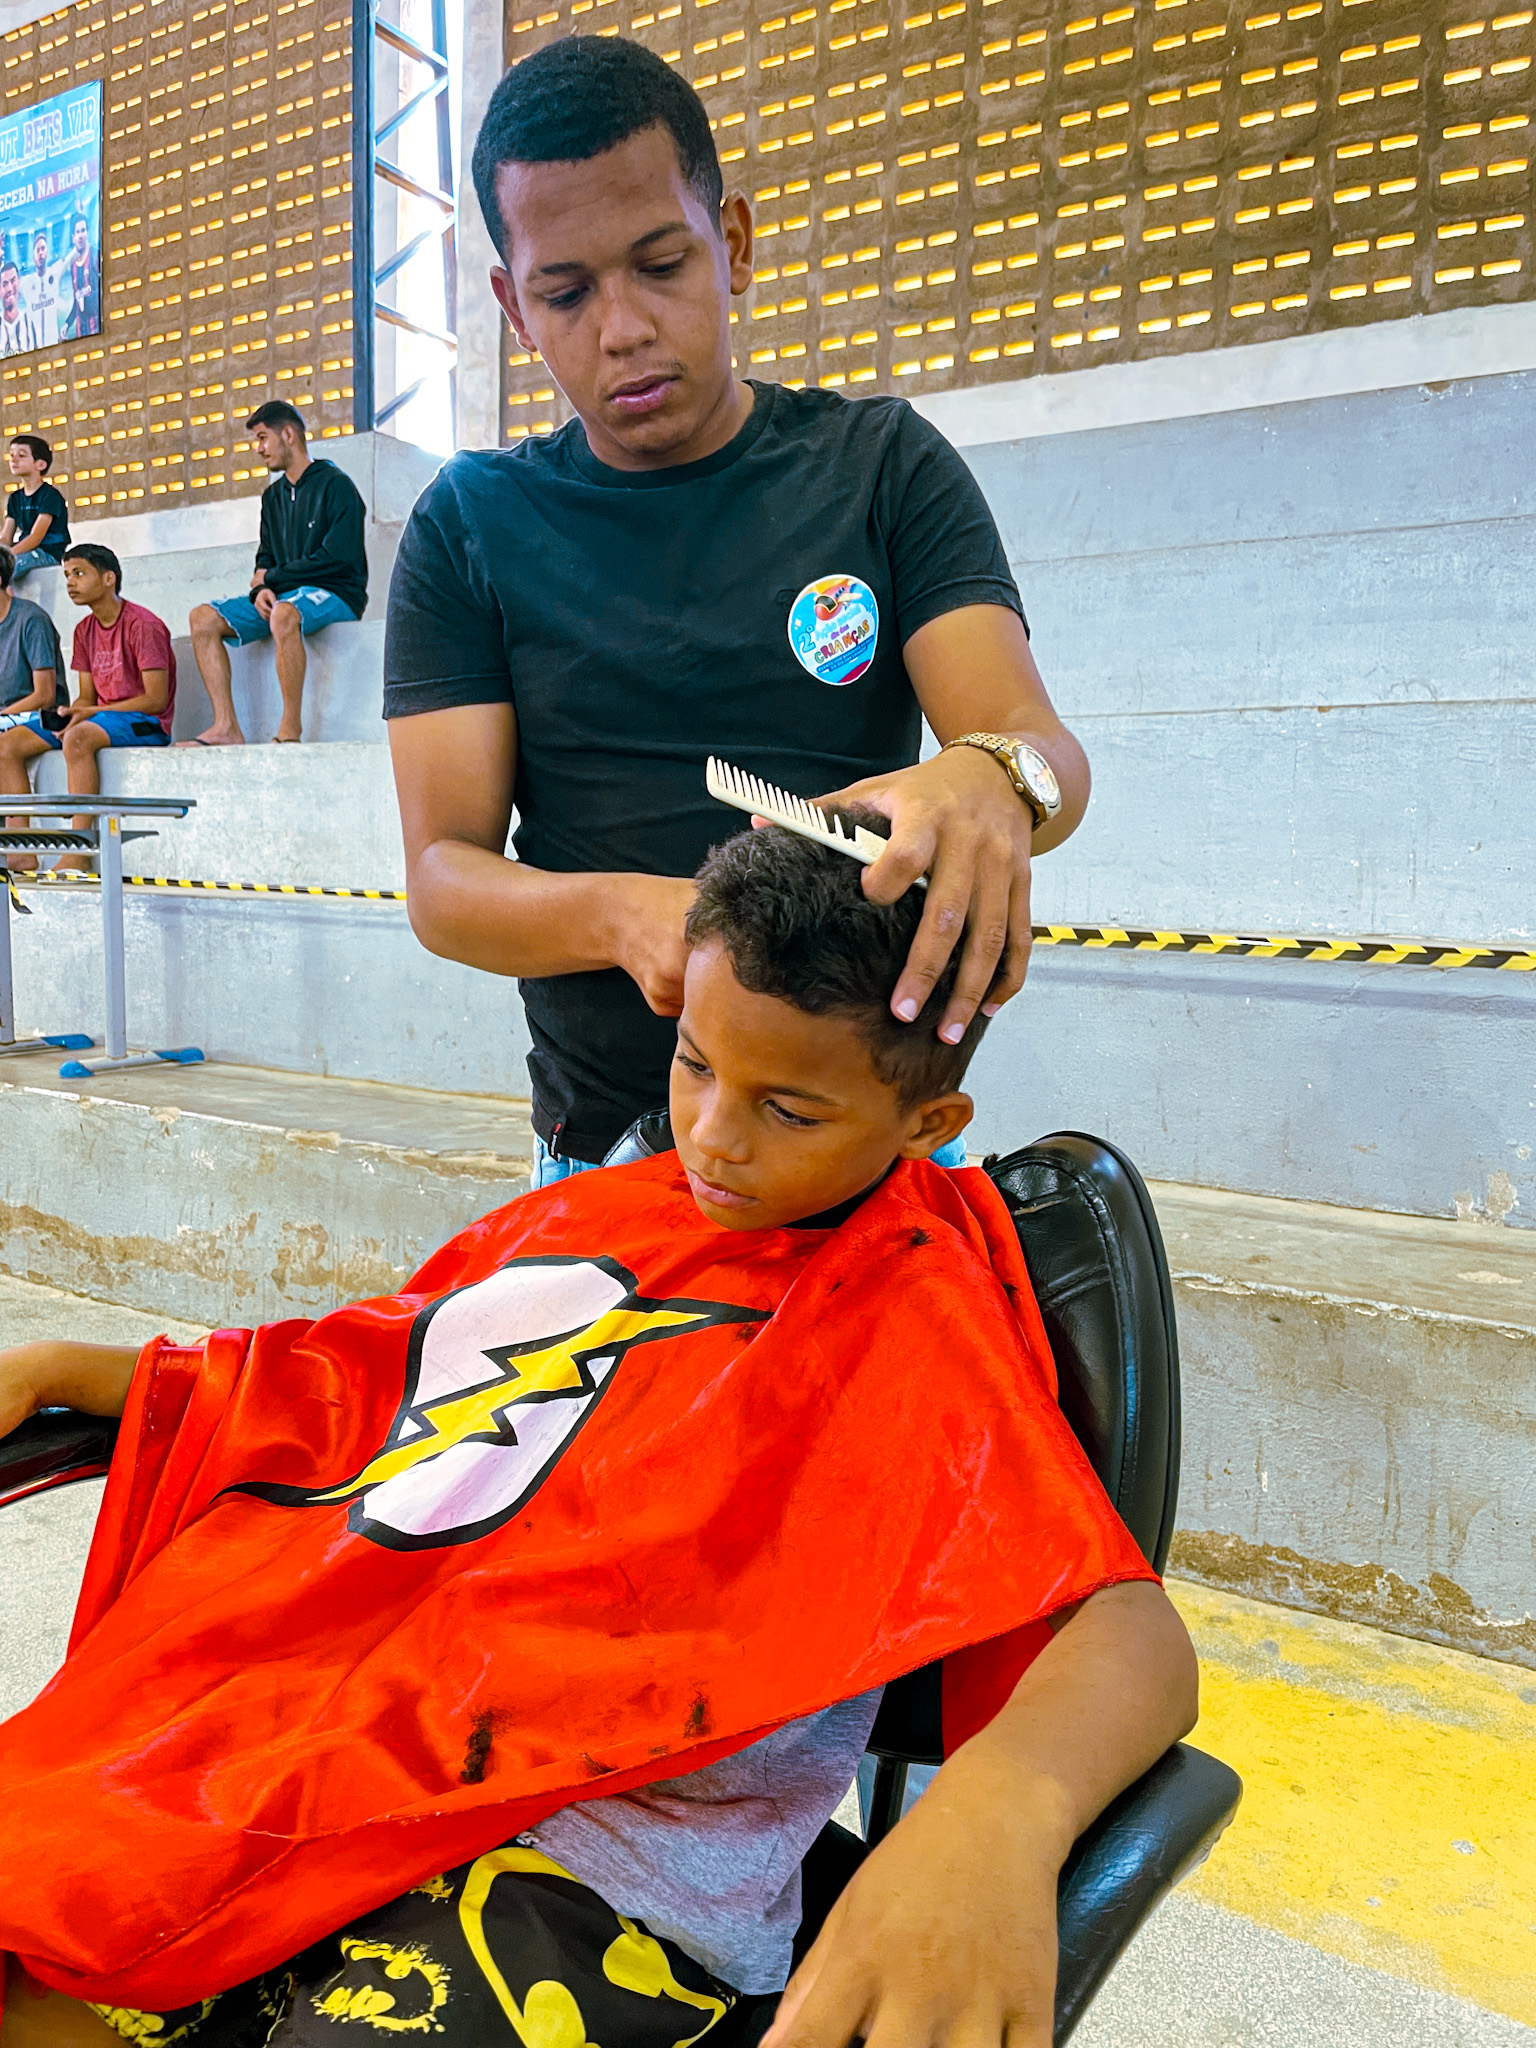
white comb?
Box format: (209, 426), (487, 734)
(705, 756), (926, 888)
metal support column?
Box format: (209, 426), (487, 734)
(351, 0), (377, 435)
(98, 810), (127, 1061)
(352, 0), (459, 438)
(0, 869), (13, 1046)
(0, 861), (92, 1059)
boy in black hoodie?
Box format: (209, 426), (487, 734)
(185, 401), (368, 746)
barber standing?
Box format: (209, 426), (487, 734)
(385, 38), (1089, 1187)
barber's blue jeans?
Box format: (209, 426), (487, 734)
(531, 1131), (969, 1191)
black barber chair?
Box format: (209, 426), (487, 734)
(602, 1115), (1243, 2044)
(0, 1127), (1239, 2044)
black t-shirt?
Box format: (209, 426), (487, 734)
(384, 381), (1023, 1161)
(6, 483), (69, 561)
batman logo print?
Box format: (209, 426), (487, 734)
(238, 1256), (767, 1550)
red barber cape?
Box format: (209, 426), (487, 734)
(0, 1155), (1153, 2007)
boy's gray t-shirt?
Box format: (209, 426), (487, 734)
(529, 1687), (885, 1995)
(0, 595), (62, 708)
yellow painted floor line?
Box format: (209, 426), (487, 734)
(1168, 1578), (1536, 2023)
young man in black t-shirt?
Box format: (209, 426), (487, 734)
(0, 435), (70, 584)
(385, 37), (1091, 1176)
(185, 401), (367, 747)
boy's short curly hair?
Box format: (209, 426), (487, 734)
(686, 808), (990, 1107)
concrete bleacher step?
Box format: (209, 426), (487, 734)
(21, 430), (438, 746)
(1152, 1179), (1536, 1668)
(12, 369), (1535, 1222)
(8, 859), (1534, 1219)
(31, 736), (407, 885)
(1, 1052), (1530, 1675)
(0, 1051), (533, 1328)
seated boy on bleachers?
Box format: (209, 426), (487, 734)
(0, 544), (176, 876)
(0, 818), (1197, 2048)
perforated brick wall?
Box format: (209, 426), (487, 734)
(0, 0), (356, 514)
(501, 0), (1532, 435)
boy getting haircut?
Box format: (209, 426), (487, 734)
(687, 809), (988, 1106)
(0, 827), (1189, 2045)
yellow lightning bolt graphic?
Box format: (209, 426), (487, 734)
(305, 1303), (718, 1505)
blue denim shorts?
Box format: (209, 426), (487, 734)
(9, 548), (63, 579)
(210, 586), (358, 646)
(18, 708), (169, 750)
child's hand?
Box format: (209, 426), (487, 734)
(766, 1584), (1199, 2048)
(764, 1743), (1071, 2048)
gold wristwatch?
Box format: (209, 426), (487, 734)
(941, 732), (1062, 829)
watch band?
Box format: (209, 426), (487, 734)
(941, 731), (1059, 828)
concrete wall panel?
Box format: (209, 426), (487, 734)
(964, 946), (1536, 1227)
(0, 1080), (530, 1328)
(32, 741), (407, 883)
(30, 691), (1535, 946)
(1171, 1276), (1536, 1666)
(1022, 519), (1536, 717)
(965, 371), (1534, 566)
(9, 894), (534, 1101)
(11, 891), (1534, 1224)
(1034, 701), (1536, 942)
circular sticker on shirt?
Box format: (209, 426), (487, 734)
(787, 574), (879, 687)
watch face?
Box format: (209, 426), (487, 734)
(1010, 742), (1062, 815)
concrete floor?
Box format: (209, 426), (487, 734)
(1, 1275), (1531, 2046)
(1074, 1890), (1536, 2048)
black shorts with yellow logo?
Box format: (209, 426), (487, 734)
(90, 1846), (756, 2047)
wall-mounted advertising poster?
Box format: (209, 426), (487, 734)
(0, 82), (101, 357)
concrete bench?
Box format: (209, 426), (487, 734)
(17, 430), (438, 747)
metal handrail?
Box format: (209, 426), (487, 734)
(0, 797), (201, 1076)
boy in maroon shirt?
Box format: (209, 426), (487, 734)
(0, 542), (176, 874)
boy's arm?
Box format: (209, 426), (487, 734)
(0, 1341), (139, 1438)
(79, 667), (167, 719)
(766, 1581), (1198, 2048)
(0, 515), (14, 545)
(6, 665), (56, 716)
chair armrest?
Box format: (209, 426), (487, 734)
(0, 1408), (120, 1510)
(795, 1745), (1239, 2044)
(1054, 1741), (1242, 2042)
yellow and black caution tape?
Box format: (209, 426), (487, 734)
(9, 874), (1536, 973)
(1030, 922), (1536, 973)
(16, 871), (406, 902)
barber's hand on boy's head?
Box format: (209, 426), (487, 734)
(814, 745), (1035, 1048)
(763, 1739), (1067, 2048)
(607, 872), (697, 1018)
